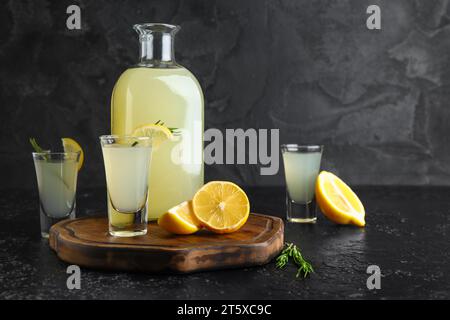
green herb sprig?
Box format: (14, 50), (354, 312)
(154, 120), (179, 135)
(29, 138), (52, 161)
(29, 138), (46, 153)
(276, 242), (314, 278)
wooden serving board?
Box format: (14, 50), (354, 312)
(49, 213), (284, 273)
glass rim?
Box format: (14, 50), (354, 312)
(32, 151), (80, 161)
(32, 151), (80, 156)
(281, 144), (323, 152)
(99, 135), (151, 141)
(133, 23), (180, 34)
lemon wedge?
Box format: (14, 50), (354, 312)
(158, 201), (201, 235)
(315, 171), (365, 227)
(61, 138), (84, 171)
(192, 181), (250, 234)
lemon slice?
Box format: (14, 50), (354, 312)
(132, 123), (173, 149)
(158, 201), (201, 235)
(61, 138), (84, 171)
(192, 181), (250, 234)
(315, 171), (365, 227)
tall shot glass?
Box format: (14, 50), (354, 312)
(100, 135), (152, 237)
(32, 152), (80, 238)
(281, 144), (323, 223)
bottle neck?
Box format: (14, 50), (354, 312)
(138, 32), (176, 67)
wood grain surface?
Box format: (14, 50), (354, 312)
(49, 213), (284, 273)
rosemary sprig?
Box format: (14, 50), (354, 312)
(275, 243), (293, 269)
(154, 120), (180, 135)
(29, 138), (46, 153)
(30, 138), (51, 161)
(276, 242), (314, 278)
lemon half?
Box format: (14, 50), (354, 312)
(315, 171), (365, 227)
(192, 181), (250, 234)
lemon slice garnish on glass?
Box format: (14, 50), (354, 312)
(132, 123), (175, 149)
(61, 138), (84, 171)
(192, 181), (250, 234)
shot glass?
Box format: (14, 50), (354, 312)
(281, 144), (323, 223)
(32, 152), (80, 238)
(100, 135), (152, 237)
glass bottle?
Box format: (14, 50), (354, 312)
(111, 23), (204, 220)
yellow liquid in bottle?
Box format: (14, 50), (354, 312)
(111, 66), (204, 220)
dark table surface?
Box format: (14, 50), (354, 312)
(0, 186), (449, 300)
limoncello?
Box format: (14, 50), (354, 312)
(282, 150), (322, 203)
(281, 144), (323, 224)
(100, 136), (153, 237)
(111, 23), (204, 220)
(102, 144), (152, 213)
(34, 158), (78, 218)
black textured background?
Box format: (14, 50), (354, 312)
(1, 0), (450, 189)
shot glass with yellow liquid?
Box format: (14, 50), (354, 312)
(32, 151), (80, 238)
(100, 135), (152, 237)
(281, 144), (323, 223)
